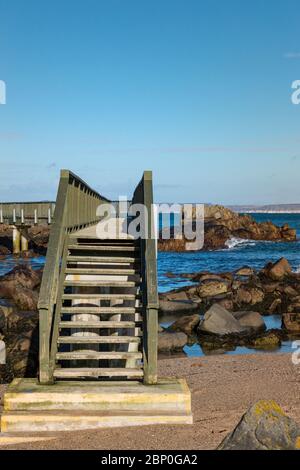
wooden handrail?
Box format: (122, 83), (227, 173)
(39, 170), (108, 384)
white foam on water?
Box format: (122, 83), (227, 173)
(224, 237), (256, 250)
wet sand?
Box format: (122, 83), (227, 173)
(1, 352), (300, 450)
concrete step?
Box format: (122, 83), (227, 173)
(61, 307), (141, 315)
(1, 379), (193, 431)
(57, 336), (141, 344)
(59, 321), (139, 329)
(1, 410), (193, 432)
(56, 351), (142, 360)
(3, 378), (192, 413)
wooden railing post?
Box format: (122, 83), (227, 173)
(132, 171), (159, 385)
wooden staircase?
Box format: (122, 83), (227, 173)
(38, 170), (158, 386)
(52, 236), (144, 380)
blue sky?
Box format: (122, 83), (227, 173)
(0, 0), (300, 204)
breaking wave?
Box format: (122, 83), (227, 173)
(225, 237), (257, 250)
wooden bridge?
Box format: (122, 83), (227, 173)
(1, 169), (192, 432)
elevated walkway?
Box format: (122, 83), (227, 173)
(1, 170), (192, 432)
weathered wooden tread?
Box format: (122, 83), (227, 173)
(56, 351), (142, 360)
(59, 321), (139, 328)
(57, 336), (141, 344)
(67, 256), (139, 263)
(64, 280), (139, 287)
(68, 245), (140, 252)
(62, 294), (139, 300)
(61, 307), (141, 314)
(53, 368), (144, 378)
(65, 268), (138, 275)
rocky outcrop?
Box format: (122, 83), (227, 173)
(158, 205), (296, 251)
(0, 224), (50, 256)
(0, 265), (41, 310)
(218, 400), (300, 450)
(0, 265), (42, 380)
(160, 258), (300, 317)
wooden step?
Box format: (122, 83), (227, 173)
(57, 336), (141, 344)
(56, 351), (142, 360)
(53, 368), (143, 378)
(59, 321), (139, 329)
(67, 256), (139, 263)
(62, 294), (139, 301)
(68, 245), (139, 252)
(61, 307), (141, 314)
(64, 280), (139, 288)
(65, 268), (138, 275)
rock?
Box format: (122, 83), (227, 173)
(163, 291), (189, 302)
(5, 309), (38, 333)
(159, 205), (296, 252)
(158, 331), (188, 352)
(232, 311), (265, 332)
(235, 266), (255, 277)
(12, 288), (39, 311)
(6, 330), (39, 377)
(282, 313), (300, 333)
(236, 287), (264, 306)
(0, 340), (5, 364)
(266, 258), (292, 281)
(216, 298), (234, 311)
(199, 304), (247, 336)
(0, 245), (10, 255)
(284, 286), (299, 298)
(0, 265), (41, 291)
(218, 400), (300, 450)
(268, 298), (282, 314)
(250, 331), (281, 350)
(197, 281), (228, 298)
(0, 305), (14, 331)
(159, 299), (199, 316)
(168, 314), (200, 335)
(235, 288), (252, 304)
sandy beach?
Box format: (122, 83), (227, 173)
(0, 352), (300, 450)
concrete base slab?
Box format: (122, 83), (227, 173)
(1, 378), (193, 433)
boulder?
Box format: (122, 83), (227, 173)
(158, 331), (188, 352)
(168, 314), (200, 335)
(232, 311), (265, 332)
(282, 313), (300, 333)
(12, 287), (39, 311)
(0, 245), (10, 256)
(197, 280), (228, 298)
(250, 331), (281, 350)
(218, 400), (300, 450)
(266, 258), (292, 281)
(199, 304), (247, 336)
(236, 287), (264, 306)
(159, 299), (199, 316)
(235, 266), (255, 277)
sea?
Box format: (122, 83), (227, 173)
(1, 213), (300, 357)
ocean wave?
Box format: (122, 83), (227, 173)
(225, 237), (257, 250)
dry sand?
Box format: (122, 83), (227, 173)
(1, 352), (300, 450)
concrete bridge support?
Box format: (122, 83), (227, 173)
(12, 226), (30, 254)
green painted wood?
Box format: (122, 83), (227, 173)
(54, 368), (143, 378)
(38, 170), (109, 384)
